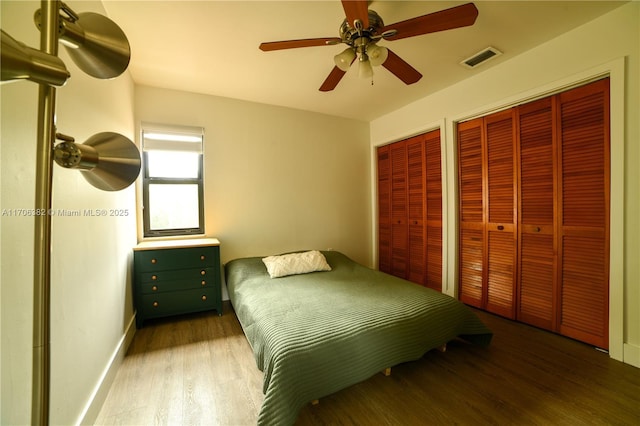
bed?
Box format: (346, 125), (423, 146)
(225, 250), (492, 426)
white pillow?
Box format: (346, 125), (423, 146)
(262, 250), (332, 278)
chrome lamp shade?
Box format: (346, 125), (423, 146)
(34, 10), (131, 79)
(1, 29), (69, 86)
(54, 132), (141, 191)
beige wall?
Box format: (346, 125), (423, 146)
(370, 2), (639, 367)
(2, 1), (636, 425)
(134, 86), (372, 268)
(1, 1), (138, 424)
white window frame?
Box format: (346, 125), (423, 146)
(141, 123), (205, 237)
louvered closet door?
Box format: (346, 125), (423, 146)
(390, 142), (408, 279)
(407, 136), (426, 285)
(377, 145), (391, 274)
(425, 130), (443, 291)
(378, 130), (443, 287)
(485, 110), (517, 318)
(457, 79), (610, 347)
(517, 97), (557, 330)
(558, 78), (610, 349)
(458, 118), (484, 308)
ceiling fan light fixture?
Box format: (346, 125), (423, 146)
(367, 44), (388, 67)
(334, 47), (356, 71)
(358, 55), (373, 79)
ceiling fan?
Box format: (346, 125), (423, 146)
(259, 1), (479, 92)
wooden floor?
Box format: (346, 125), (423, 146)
(96, 302), (640, 425)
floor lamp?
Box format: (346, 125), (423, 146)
(1, 1), (139, 424)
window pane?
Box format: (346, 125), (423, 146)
(149, 184), (200, 230)
(147, 151), (199, 178)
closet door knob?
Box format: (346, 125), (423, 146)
(497, 225), (504, 230)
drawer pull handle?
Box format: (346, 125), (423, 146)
(151, 258), (157, 264)
(152, 285), (158, 291)
(201, 280), (206, 286)
(201, 295), (207, 301)
(535, 227), (541, 232)
(152, 301), (159, 308)
(200, 255), (206, 261)
(201, 270), (206, 276)
(151, 275), (157, 281)
(497, 225), (504, 231)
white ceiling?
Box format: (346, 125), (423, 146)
(102, 1), (626, 122)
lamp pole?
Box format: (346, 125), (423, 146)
(32, 1), (59, 424)
(0, 1), (135, 421)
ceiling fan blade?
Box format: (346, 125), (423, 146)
(382, 49), (422, 85)
(319, 66), (347, 92)
(380, 2), (478, 41)
(341, 0), (369, 29)
(259, 37), (342, 51)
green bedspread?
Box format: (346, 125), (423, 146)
(225, 251), (492, 426)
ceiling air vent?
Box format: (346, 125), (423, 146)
(461, 47), (502, 69)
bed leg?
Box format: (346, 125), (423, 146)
(311, 399), (320, 406)
(437, 344), (447, 352)
(382, 367), (392, 376)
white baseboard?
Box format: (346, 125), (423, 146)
(623, 343), (640, 368)
(77, 314), (137, 425)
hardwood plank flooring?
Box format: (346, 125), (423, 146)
(95, 302), (640, 425)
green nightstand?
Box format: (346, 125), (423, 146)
(133, 238), (222, 328)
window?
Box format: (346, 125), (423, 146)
(141, 123), (204, 237)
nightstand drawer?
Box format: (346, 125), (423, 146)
(135, 246), (216, 272)
(138, 273), (214, 294)
(139, 288), (218, 319)
(138, 267), (214, 286)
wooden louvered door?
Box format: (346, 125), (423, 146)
(557, 79), (610, 349)
(390, 141), (409, 278)
(485, 110), (517, 318)
(377, 145), (391, 274)
(517, 97), (557, 330)
(458, 78), (610, 348)
(377, 130), (443, 289)
(458, 118), (485, 308)
(458, 112), (517, 317)
(407, 136), (426, 285)
(425, 130), (443, 291)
